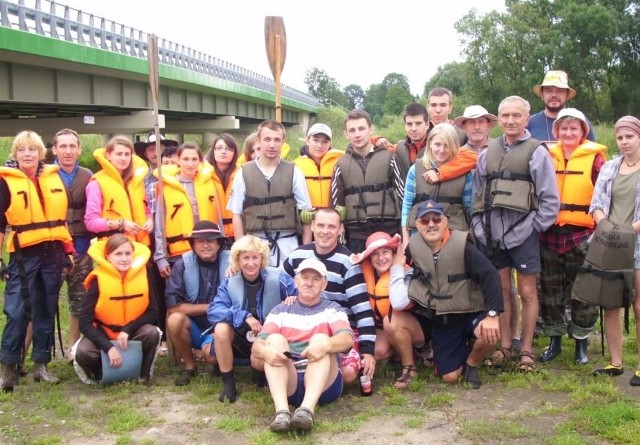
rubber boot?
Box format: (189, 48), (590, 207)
(574, 338), (589, 365)
(1, 364), (18, 392)
(539, 336), (562, 362)
(33, 363), (60, 384)
(219, 371), (237, 403)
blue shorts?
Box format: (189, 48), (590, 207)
(479, 230), (541, 273)
(287, 369), (343, 408)
(431, 312), (485, 376)
(190, 323), (213, 350)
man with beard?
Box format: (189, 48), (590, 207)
(527, 70), (596, 143)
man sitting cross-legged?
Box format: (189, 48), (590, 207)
(252, 258), (353, 432)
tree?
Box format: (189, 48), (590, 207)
(304, 67), (348, 108)
(451, 0), (638, 122)
(343, 84), (365, 110)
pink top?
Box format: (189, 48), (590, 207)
(84, 180), (151, 233)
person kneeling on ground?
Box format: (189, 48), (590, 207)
(350, 232), (416, 388)
(74, 234), (160, 384)
(252, 258), (354, 432)
(207, 235), (296, 402)
(399, 200), (503, 388)
(165, 221), (229, 386)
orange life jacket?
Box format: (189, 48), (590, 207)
(0, 165), (71, 252)
(84, 239), (151, 340)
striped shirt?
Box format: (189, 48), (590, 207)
(258, 298), (353, 355)
(283, 243), (376, 355)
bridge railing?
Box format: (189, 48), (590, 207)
(0, 0), (320, 107)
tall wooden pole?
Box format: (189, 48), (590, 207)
(148, 34), (166, 249)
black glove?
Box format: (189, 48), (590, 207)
(0, 259), (8, 281)
(62, 254), (75, 275)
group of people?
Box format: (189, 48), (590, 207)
(1, 68), (640, 433)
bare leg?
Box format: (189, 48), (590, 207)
(386, 311), (425, 367)
(517, 272), (539, 364)
(213, 323), (235, 372)
(497, 268), (513, 349)
(263, 334), (297, 413)
(603, 308), (623, 367)
(166, 313), (196, 370)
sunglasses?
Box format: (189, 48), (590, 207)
(418, 215), (443, 225)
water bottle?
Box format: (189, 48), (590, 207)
(358, 368), (372, 397)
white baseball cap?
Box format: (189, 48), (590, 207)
(307, 123), (332, 140)
(295, 258), (327, 278)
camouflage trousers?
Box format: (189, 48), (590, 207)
(540, 241), (598, 338)
(63, 253), (93, 317)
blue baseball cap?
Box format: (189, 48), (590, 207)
(416, 200), (446, 219)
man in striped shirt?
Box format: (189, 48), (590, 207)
(282, 208), (376, 385)
(253, 258), (353, 432)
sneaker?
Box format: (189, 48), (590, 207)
(630, 370), (640, 386)
(175, 368), (197, 386)
(269, 410), (291, 433)
(33, 363), (60, 384)
(1, 364), (17, 392)
(463, 363), (482, 389)
(593, 364), (624, 377)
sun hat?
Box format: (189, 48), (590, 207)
(350, 232), (401, 264)
(307, 123), (332, 140)
(416, 200), (447, 219)
(187, 220), (225, 241)
(533, 70), (577, 100)
(134, 132), (178, 158)
(295, 258), (328, 277)
(552, 108), (590, 139)
(453, 105), (498, 128)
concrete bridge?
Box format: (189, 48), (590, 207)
(0, 0), (320, 143)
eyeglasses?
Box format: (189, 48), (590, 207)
(214, 146), (234, 152)
(418, 215), (443, 225)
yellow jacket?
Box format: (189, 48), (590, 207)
(294, 149), (343, 208)
(0, 165), (71, 252)
(156, 163), (219, 257)
(84, 239), (150, 340)
(548, 141), (607, 228)
(91, 148), (150, 245)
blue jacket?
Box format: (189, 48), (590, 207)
(207, 267), (296, 329)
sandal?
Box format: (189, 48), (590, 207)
(291, 406), (314, 431)
(517, 351), (537, 373)
(394, 365), (418, 389)
(157, 346), (169, 357)
(269, 409), (291, 433)
(483, 346), (512, 367)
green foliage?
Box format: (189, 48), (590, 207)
(452, 0), (640, 122)
(304, 67), (349, 108)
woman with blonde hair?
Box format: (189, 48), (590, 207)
(401, 123), (477, 245)
(207, 235), (295, 402)
(0, 130), (73, 390)
(85, 135), (152, 245)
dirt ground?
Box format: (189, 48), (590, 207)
(3, 348), (638, 445)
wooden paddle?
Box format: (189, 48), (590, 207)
(264, 16), (286, 122)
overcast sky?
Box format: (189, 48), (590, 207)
(54, 0), (506, 96)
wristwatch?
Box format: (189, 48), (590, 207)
(486, 310), (498, 317)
